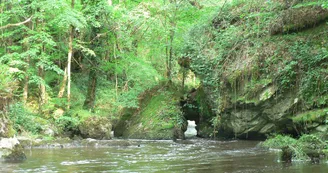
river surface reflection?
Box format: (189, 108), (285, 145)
(1, 139), (328, 173)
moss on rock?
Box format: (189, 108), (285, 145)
(114, 85), (187, 140)
(79, 116), (112, 139)
(0, 138), (26, 162)
(2, 144), (26, 162)
(0, 114), (15, 138)
(185, 0), (328, 139)
(262, 134), (328, 162)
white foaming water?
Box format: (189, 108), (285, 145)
(185, 120), (197, 138)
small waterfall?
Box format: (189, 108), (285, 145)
(185, 120), (197, 138)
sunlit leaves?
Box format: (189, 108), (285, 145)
(51, 9), (87, 30)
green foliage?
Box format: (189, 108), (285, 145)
(262, 134), (328, 161)
(8, 103), (44, 134)
(0, 0), (226, 139)
(0, 65), (18, 99)
(55, 115), (80, 133)
(298, 134), (327, 150)
(262, 134), (298, 149)
(292, 108), (328, 124)
(119, 86), (187, 139)
(184, 0), (328, 118)
(5, 0), (326, 140)
(288, 41), (328, 106)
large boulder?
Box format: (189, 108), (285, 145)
(0, 138), (26, 162)
(114, 87), (187, 140)
(79, 116), (112, 139)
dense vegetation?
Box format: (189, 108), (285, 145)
(0, 0), (328, 154)
(0, 0), (219, 138)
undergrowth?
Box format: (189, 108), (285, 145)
(262, 134), (328, 161)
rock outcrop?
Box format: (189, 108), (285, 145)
(79, 116), (112, 139)
(0, 138), (26, 162)
(185, 0), (328, 138)
(114, 86), (187, 140)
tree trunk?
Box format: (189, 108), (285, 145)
(114, 43), (118, 99)
(39, 66), (47, 106)
(168, 29), (175, 84)
(67, 27), (73, 109)
(83, 69), (97, 110)
(67, 0), (75, 109)
(23, 57), (30, 104)
(23, 2), (34, 105)
(58, 67), (67, 98)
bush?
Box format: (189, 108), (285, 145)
(262, 134), (328, 161)
(55, 116), (80, 134)
(262, 134), (298, 149)
(8, 103), (44, 134)
(298, 134), (327, 150)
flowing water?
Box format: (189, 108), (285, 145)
(185, 120), (197, 138)
(1, 139), (328, 173)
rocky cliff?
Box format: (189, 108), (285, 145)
(185, 0), (328, 139)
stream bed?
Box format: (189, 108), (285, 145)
(1, 139), (328, 173)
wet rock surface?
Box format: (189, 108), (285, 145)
(0, 138), (26, 162)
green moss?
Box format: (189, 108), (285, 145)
(230, 78), (273, 105)
(138, 91), (183, 130)
(196, 87), (214, 118)
(187, 0), (328, 119)
(262, 134), (298, 149)
(120, 86), (186, 139)
(262, 134), (328, 161)
(79, 116), (112, 139)
(3, 144), (26, 162)
(292, 108), (328, 123)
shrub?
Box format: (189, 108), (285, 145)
(55, 116), (80, 133)
(262, 134), (328, 161)
(8, 103), (43, 134)
(262, 134), (297, 149)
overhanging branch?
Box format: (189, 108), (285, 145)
(0, 16), (33, 30)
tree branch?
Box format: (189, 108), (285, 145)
(0, 16), (33, 30)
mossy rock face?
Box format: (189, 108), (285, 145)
(115, 86), (187, 140)
(292, 108), (328, 134)
(79, 116), (112, 140)
(185, 0), (328, 139)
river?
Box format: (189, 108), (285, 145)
(1, 139), (328, 173)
